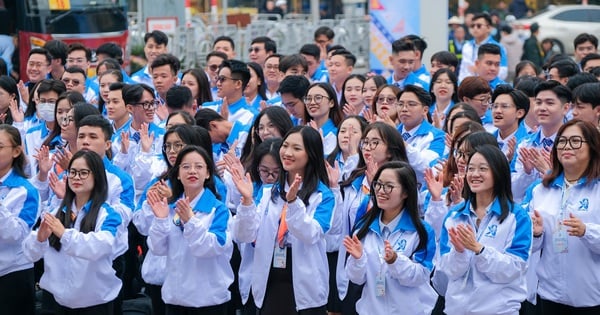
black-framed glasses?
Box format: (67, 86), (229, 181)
(68, 168), (91, 179)
(216, 76), (240, 83)
(133, 100), (159, 110)
(303, 94), (329, 104)
(453, 149), (473, 160)
(258, 167), (280, 179)
(489, 103), (515, 110)
(162, 142), (185, 153)
(472, 96), (492, 105)
(556, 136), (588, 149)
(372, 181), (398, 194)
(359, 138), (380, 150)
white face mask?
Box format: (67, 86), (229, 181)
(37, 102), (56, 122)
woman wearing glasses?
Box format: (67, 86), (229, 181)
(526, 120), (600, 314)
(230, 126), (335, 315)
(303, 82), (344, 156)
(145, 145), (233, 314)
(437, 144), (532, 315)
(369, 84), (401, 126)
(343, 161), (437, 314)
(23, 150), (121, 314)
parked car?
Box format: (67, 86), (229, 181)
(511, 4), (600, 55)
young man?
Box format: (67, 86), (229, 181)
(212, 35), (236, 59)
(131, 30), (169, 87)
(95, 42), (132, 83)
(202, 59), (256, 127)
(458, 13), (508, 82)
(150, 53), (180, 105)
(265, 54), (309, 107)
(43, 40), (67, 81)
(387, 40), (428, 90)
(195, 108), (250, 162)
(105, 82), (132, 157)
(547, 59), (580, 86)
(314, 26), (335, 62)
(165, 85), (195, 116)
(299, 43), (328, 83)
(429, 51), (459, 78)
(24, 48), (51, 89)
(205, 51), (228, 100)
(248, 36), (276, 67)
(66, 43), (99, 103)
(278, 75), (310, 126)
(512, 80), (571, 202)
(61, 67), (87, 95)
(264, 54), (282, 100)
(400, 34), (431, 85)
(573, 33), (598, 68)
(475, 43), (506, 89)
(329, 49), (355, 103)
(396, 84), (445, 186)
(581, 53), (600, 73)
(571, 82), (600, 128)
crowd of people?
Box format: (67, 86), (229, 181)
(1, 8), (600, 315)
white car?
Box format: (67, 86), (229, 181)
(511, 4), (600, 55)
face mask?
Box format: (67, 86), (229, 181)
(37, 102), (56, 122)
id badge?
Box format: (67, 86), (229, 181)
(375, 271), (385, 297)
(273, 246), (287, 268)
(553, 223), (568, 253)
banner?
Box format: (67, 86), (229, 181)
(369, 0), (420, 76)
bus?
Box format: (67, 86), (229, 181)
(1, 0), (128, 80)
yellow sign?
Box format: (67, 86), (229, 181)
(49, 0), (71, 10)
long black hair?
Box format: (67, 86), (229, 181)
(168, 145), (220, 202)
(0, 124), (27, 178)
(274, 126), (329, 205)
(249, 137), (282, 184)
(241, 106), (292, 168)
(50, 150), (108, 251)
(0, 75), (18, 125)
(353, 161), (429, 258)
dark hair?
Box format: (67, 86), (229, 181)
(144, 30), (169, 46)
(444, 102), (481, 133)
(492, 84), (530, 123)
(574, 33), (598, 50)
(371, 84), (401, 117)
(573, 82), (600, 108)
(565, 72), (598, 91)
(339, 74), (366, 108)
(591, 66), (600, 77)
(443, 121), (486, 187)
(43, 40), (68, 65)
(97, 69), (124, 113)
(182, 68), (213, 105)
(168, 145), (219, 202)
(166, 85), (193, 110)
(24, 79), (67, 118)
(543, 120), (600, 187)
(534, 80), (572, 104)
(166, 110), (195, 127)
(0, 76), (18, 124)
(213, 35), (235, 51)
(274, 126), (329, 205)
(251, 36), (277, 54)
(581, 53), (600, 71)
(299, 43), (320, 60)
(63, 66), (87, 79)
(515, 60), (541, 77)
(314, 26), (335, 40)
(0, 59), (6, 76)
(430, 68), (459, 104)
(220, 59), (251, 91)
(399, 84), (432, 107)
(42, 91), (86, 148)
(462, 144), (513, 223)
(28, 48), (52, 65)
(448, 109), (483, 134)
(431, 51), (459, 69)
(279, 54), (308, 73)
(78, 114), (113, 140)
(278, 75), (310, 99)
(195, 108), (224, 129)
(472, 12), (493, 26)
(241, 106), (292, 167)
(0, 124), (27, 178)
(391, 40), (415, 55)
(249, 138), (282, 183)
(264, 53), (282, 66)
(161, 124), (206, 166)
(550, 59), (580, 80)
(206, 51), (228, 63)
(96, 42), (124, 65)
(327, 115), (368, 167)
(73, 102), (101, 128)
(353, 161), (429, 259)
(150, 54), (181, 75)
(50, 150), (108, 251)
(304, 82), (343, 127)
(67, 43), (92, 61)
(330, 49), (356, 67)
(97, 58), (123, 74)
(247, 62), (268, 101)
(514, 75), (543, 97)
(122, 83), (155, 105)
(400, 34), (427, 57)
(457, 76), (491, 100)
(327, 44), (346, 54)
(477, 43), (501, 59)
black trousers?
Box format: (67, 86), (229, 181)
(146, 283), (165, 315)
(165, 302), (229, 315)
(539, 298), (600, 315)
(55, 300), (114, 315)
(0, 268), (35, 315)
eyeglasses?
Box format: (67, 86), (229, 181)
(359, 138), (380, 150)
(258, 167), (280, 179)
(0, 144), (15, 150)
(180, 163), (206, 172)
(303, 95), (330, 104)
(216, 76), (240, 83)
(372, 181), (398, 194)
(62, 78), (81, 86)
(133, 100), (159, 110)
(397, 101), (422, 108)
(27, 61), (49, 68)
(68, 168), (91, 179)
(59, 116), (74, 125)
(248, 47), (262, 53)
(453, 149), (473, 160)
(470, 23), (488, 29)
(472, 96), (492, 105)
(377, 96), (396, 104)
(162, 142), (185, 153)
(38, 98), (57, 104)
(489, 103), (515, 110)
(208, 64), (220, 72)
(556, 136), (588, 150)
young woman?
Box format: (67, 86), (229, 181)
(430, 68), (459, 129)
(181, 68), (213, 109)
(515, 60), (540, 78)
(370, 84), (401, 125)
(0, 75), (20, 126)
(344, 161), (437, 314)
(98, 69), (124, 117)
(304, 82), (344, 156)
(0, 125), (40, 315)
(23, 150), (121, 314)
(527, 120), (600, 314)
(361, 75), (386, 110)
(240, 106), (292, 168)
(327, 115), (368, 181)
(245, 62), (268, 112)
(231, 126), (335, 315)
(340, 74), (366, 116)
(437, 144), (532, 315)
(146, 145), (233, 314)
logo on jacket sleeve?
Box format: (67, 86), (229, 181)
(484, 224), (498, 238)
(579, 198), (589, 211)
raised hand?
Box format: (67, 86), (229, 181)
(8, 97), (23, 122)
(325, 160), (340, 188)
(531, 210), (543, 237)
(43, 212), (66, 238)
(448, 226), (465, 253)
(343, 235), (363, 259)
(175, 197), (194, 224)
(120, 131), (130, 154)
(34, 145), (52, 177)
(285, 173), (302, 202)
(362, 108), (377, 124)
(455, 224), (482, 253)
(49, 172), (66, 199)
(259, 100), (267, 111)
(139, 122), (155, 153)
(564, 213), (586, 237)
(230, 166), (254, 205)
(37, 218), (53, 242)
(221, 97), (230, 120)
(424, 168), (443, 202)
(365, 156), (379, 185)
(432, 108), (444, 129)
(53, 146), (72, 172)
(343, 103), (359, 116)
(449, 174), (464, 205)
(517, 147), (535, 175)
(347, 124), (360, 156)
(505, 137), (517, 162)
(383, 240), (398, 264)
(17, 80), (29, 104)
(147, 190), (169, 219)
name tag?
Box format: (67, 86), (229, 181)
(273, 246), (287, 269)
